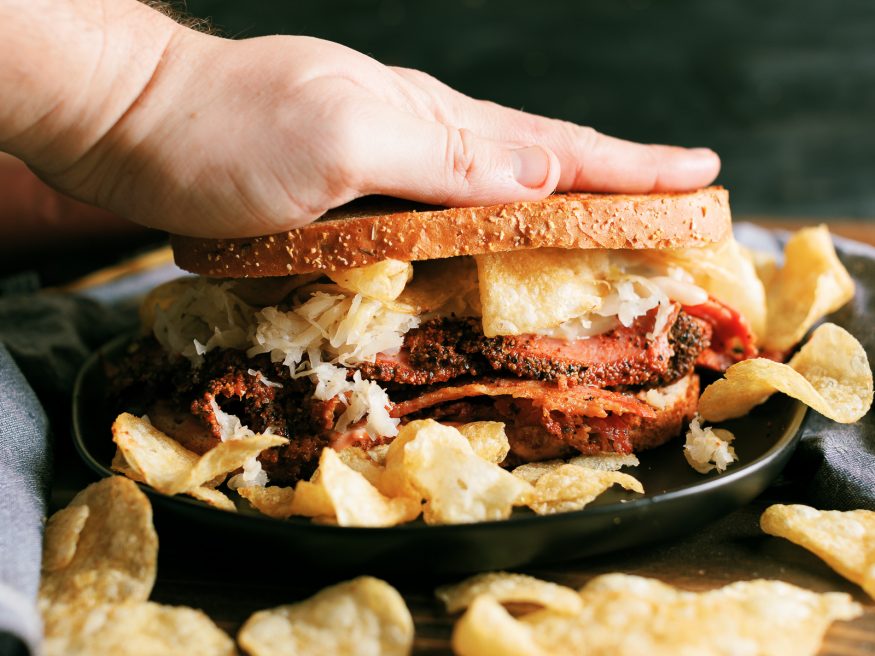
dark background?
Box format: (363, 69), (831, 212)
(185, 0), (875, 220)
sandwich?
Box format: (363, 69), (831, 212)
(113, 186), (766, 488)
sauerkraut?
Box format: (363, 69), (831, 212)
(248, 292), (420, 368)
(683, 415), (737, 474)
(149, 278), (254, 364)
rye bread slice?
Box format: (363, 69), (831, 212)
(171, 187), (731, 277)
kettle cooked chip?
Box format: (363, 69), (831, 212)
(328, 258), (412, 302)
(452, 595), (546, 656)
(43, 601), (235, 656)
(437, 572), (582, 615)
(40, 476), (234, 656)
(112, 412), (286, 500)
(458, 421), (511, 464)
(239, 485), (297, 519)
(112, 413), (200, 492)
(526, 464), (643, 515)
(187, 485), (237, 511)
(763, 225), (855, 353)
(646, 236), (768, 340)
(336, 446), (386, 489)
(393, 256), (480, 316)
(112, 444), (236, 511)
(163, 432), (288, 495)
(238, 577), (414, 656)
(451, 574), (862, 656)
(761, 504), (875, 599)
(42, 505), (90, 573)
(511, 460), (565, 485)
(290, 448), (421, 527)
(698, 323), (873, 423)
(397, 420), (532, 524)
(39, 477), (158, 610)
(476, 248), (608, 337)
(566, 453), (640, 471)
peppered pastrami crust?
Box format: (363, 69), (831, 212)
(357, 306), (710, 389)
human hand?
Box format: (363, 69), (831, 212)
(5, 4), (719, 238)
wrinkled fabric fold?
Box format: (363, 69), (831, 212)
(0, 289), (142, 656)
(0, 346), (49, 656)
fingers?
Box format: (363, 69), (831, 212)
(392, 68), (720, 193)
(351, 103), (561, 207)
(551, 126), (721, 193)
(468, 104), (721, 193)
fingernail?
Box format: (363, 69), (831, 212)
(512, 146), (551, 188)
(689, 147), (719, 161)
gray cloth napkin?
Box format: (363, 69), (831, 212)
(0, 228), (872, 654)
(0, 346), (49, 656)
(0, 287), (151, 656)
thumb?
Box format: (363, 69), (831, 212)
(354, 107), (561, 207)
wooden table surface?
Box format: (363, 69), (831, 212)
(53, 219), (875, 655)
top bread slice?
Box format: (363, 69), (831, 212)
(171, 187), (731, 277)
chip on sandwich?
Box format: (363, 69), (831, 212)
(113, 188), (778, 489)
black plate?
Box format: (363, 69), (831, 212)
(73, 334), (806, 574)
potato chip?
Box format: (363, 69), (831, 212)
(337, 446), (385, 489)
(163, 432), (287, 495)
(366, 443), (391, 465)
(512, 455), (639, 487)
(698, 323), (873, 423)
(452, 595), (546, 656)
(458, 421), (511, 464)
(513, 574), (862, 656)
(476, 248), (609, 337)
(527, 464), (643, 515)
(113, 412), (287, 497)
(239, 486), (297, 519)
(188, 486), (236, 512)
(238, 576), (414, 656)
(748, 247), (778, 290)
(567, 453), (640, 471)
(437, 572), (582, 615)
(763, 225), (855, 352)
(39, 477), (157, 610)
(42, 505), (90, 572)
(393, 256), (480, 316)
(288, 479), (335, 519)
(43, 601), (234, 656)
(865, 540), (875, 600)
(399, 420), (532, 524)
(455, 575), (864, 656)
(289, 449), (419, 526)
(380, 420), (431, 499)
(111, 444), (234, 510)
(646, 236), (768, 340)
(761, 504), (875, 597)
(113, 412), (199, 493)
(511, 460), (564, 485)
(40, 478), (234, 656)
(328, 258), (412, 302)
(110, 448), (144, 483)
(315, 448), (421, 527)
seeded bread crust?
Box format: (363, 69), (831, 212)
(171, 187), (731, 277)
